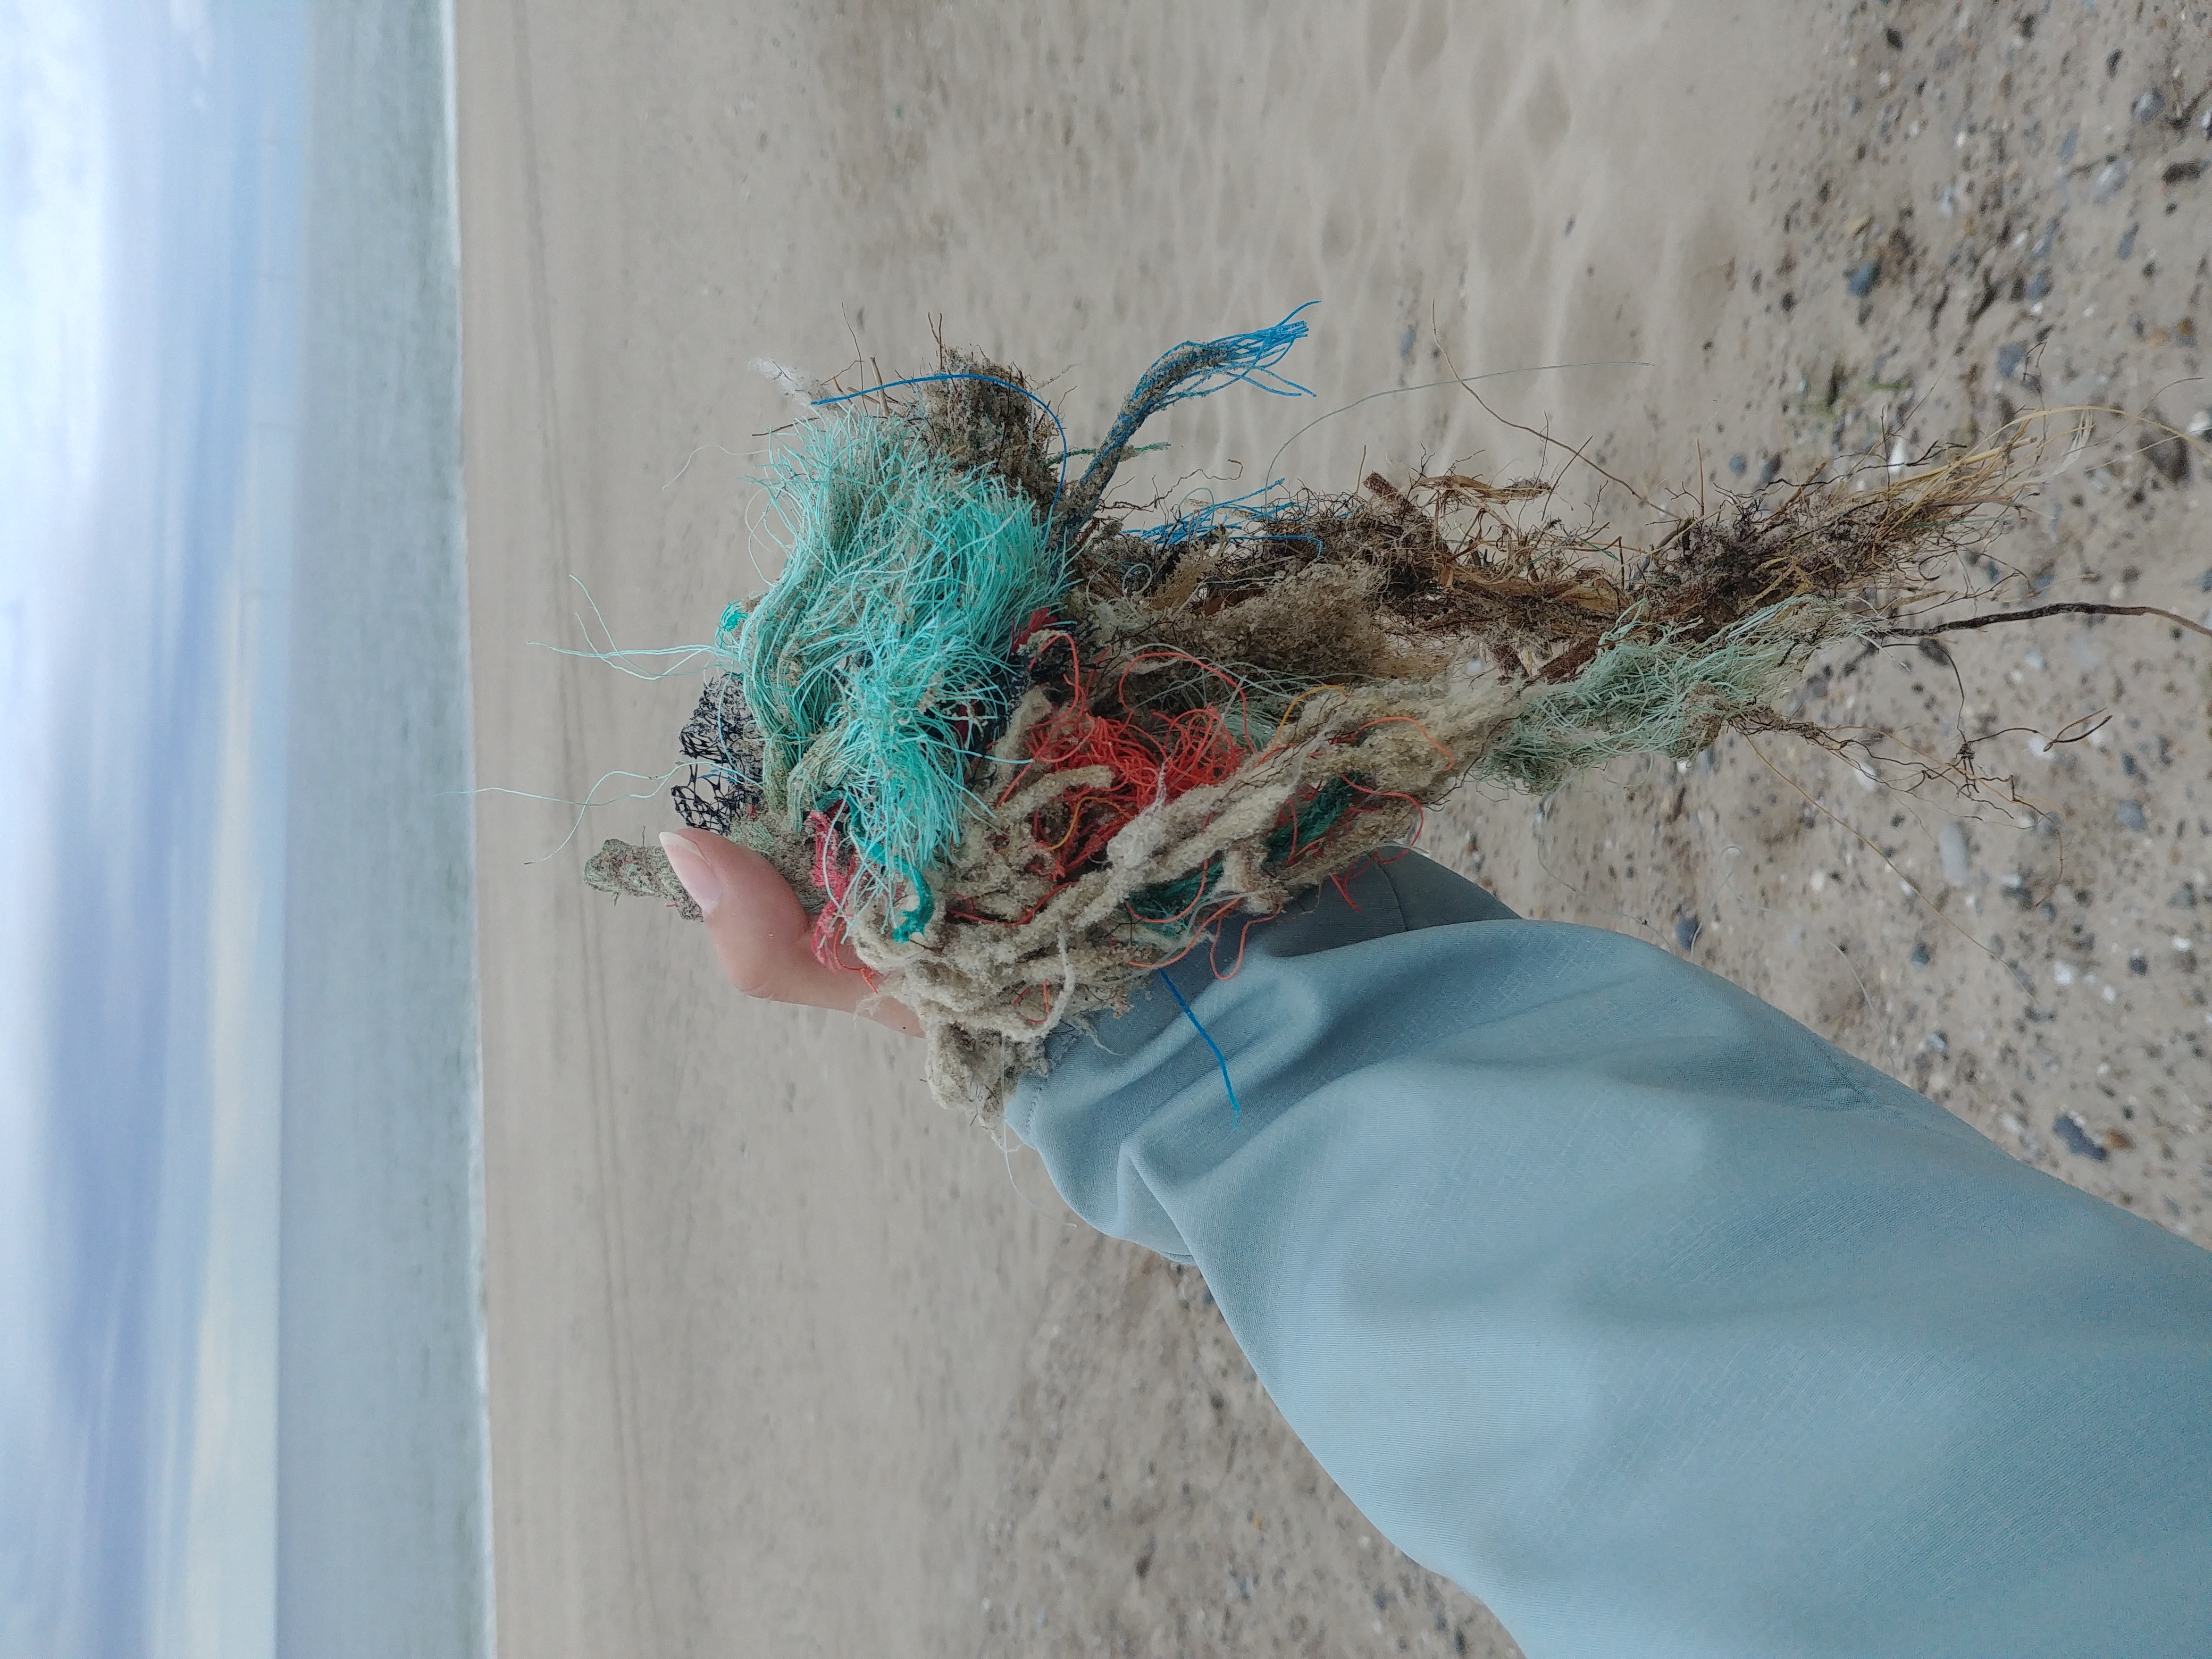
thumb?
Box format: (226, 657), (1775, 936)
(658, 829), (919, 1035)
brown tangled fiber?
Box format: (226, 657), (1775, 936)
(588, 320), (2055, 1121)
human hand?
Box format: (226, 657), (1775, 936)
(657, 828), (923, 1037)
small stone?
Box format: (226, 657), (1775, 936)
(2188, 410), (2212, 443)
(2117, 800), (2149, 833)
(2053, 1114), (2110, 1161)
(2094, 158), (2131, 202)
(2026, 269), (2052, 301)
(1939, 821), (1972, 886)
(1910, 941), (1932, 967)
(1847, 260), (1880, 297)
(2144, 419), (2189, 483)
(2165, 160), (2207, 185)
(2057, 129), (2079, 163)
(2129, 952), (2149, 975)
(2102, 1128), (2134, 1151)
(1727, 453), (1748, 475)
(1674, 915), (1702, 953)
(2117, 223), (2139, 260)
(2133, 89), (2166, 123)
(1756, 454), (1783, 487)
(1996, 342), (2027, 380)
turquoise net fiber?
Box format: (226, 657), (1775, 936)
(1478, 600), (1850, 794)
(733, 414), (1066, 939)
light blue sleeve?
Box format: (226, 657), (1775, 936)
(1005, 851), (2212, 1658)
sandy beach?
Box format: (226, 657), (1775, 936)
(456, 3), (2211, 1653)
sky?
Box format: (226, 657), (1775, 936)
(0, 5), (303, 1655)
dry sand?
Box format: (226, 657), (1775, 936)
(457, 2), (2212, 1653)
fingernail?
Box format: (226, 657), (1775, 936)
(659, 832), (721, 917)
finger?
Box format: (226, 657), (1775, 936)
(659, 830), (921, 1036)
(659, 829), (847, 1004)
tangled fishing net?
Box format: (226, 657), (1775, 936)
(587, 309), (2030, 1120)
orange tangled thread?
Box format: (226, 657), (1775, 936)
(1008, 633), (1251, 884)
(806, 806), (867, 971)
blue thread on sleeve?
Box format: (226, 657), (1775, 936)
(1163, 973), (1241, 1119)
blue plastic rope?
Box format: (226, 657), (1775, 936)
(1081, 305), (1316, 491)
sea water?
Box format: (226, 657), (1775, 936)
(0, 5), (490, 1656)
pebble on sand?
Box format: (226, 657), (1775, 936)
(2053, 1113), (2110, 1161)
(2143, 419), (2189, 484)
(2117, 800), (2149, 833)
(1939, 822), (1971, 887)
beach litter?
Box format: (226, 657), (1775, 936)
(584, 311), (2192, 1119)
